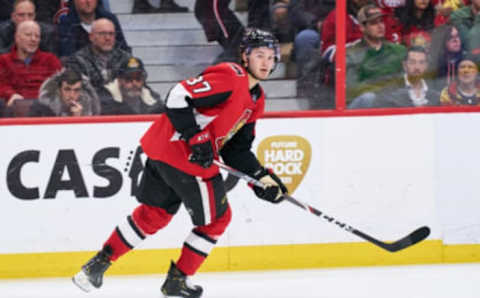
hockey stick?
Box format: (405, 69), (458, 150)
(213, 160), (430, 253)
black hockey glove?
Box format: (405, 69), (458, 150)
(187, 130), (214, 168)
(251, 167), (288, 204)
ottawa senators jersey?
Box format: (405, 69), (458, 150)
(140, 62), (265, 178)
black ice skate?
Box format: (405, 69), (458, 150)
(72, 246), (112, 292)
(161, 261), (203, 298)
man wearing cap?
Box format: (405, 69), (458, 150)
(99, 57), (165, 115)
(346, 3), (406, 108)
(320, 0), (368, 62)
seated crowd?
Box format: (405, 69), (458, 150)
(293, 0), (480, 108)
(0, 0), (165, 117)
(0, 0), (480, 118)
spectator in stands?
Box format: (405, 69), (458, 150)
(449, 0), (478, 46)
(194, 0), (244, 63)
(434, 0), (469, 25)
(428, 24), (465, 91)
(194, 0), (271, 63)
(35, 0), (109, 24)
(375, 0), (460, 26)
(132, 0), (188, 13)
(0, 0), (70, 23)
(99, 57), (164, 115)
(440, 56), (480, 105)
(270, 0), (292, 42)
(372, 46), (440, 107)
(346, 4), (406, 107)
(320, 0), (368, 62)
(64, 18), (131, 93)
(290, 0), (336, 78)
(29, 68), (101, 116)
(0, 0), (59, 55)
(0, 20), (62, 107)
(58, 0), (131, 57)
(391, 0), (436, 47)
(284, 0), (334, 105)
(289, 0), (336, 40)
(450, 0), (480, 62)
(321, 0), (409, 63)
(1, 1), (80, 24)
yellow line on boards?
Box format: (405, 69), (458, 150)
(0, 240), (478, 279)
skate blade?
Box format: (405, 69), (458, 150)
(160, 292), (202, 298)
(72, 270), (95, 292)
(160, 293), (193, 298)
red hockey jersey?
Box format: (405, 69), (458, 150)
(141, 62), (265, 178)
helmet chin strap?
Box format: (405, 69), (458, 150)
(246, 67), (262, 81)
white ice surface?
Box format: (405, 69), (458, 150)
(0, 263), (479, 298)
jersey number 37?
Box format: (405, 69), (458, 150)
(185, 76), (212, 94)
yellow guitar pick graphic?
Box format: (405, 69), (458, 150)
(257, 135), (311, 194)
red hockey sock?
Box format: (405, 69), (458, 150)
(103, 228), (132, 261)
(104, 205), (173, 261)
(176, 206), (232, 275)
(176, 244), (208, 276)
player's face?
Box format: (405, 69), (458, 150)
(245, 47), (276, 81)
(60, 81), (82, 105)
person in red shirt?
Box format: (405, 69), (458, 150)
(321, 0), (405, 62)
(389, 0), (437, 47)
(320, 0), (367, 62)
(0, 20), (61, 107)
(72, 28), (288, 298)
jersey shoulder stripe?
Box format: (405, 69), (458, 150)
(191, 91), (232, 108)
(202, 62), (247, 78)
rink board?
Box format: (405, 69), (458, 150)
(1, 114), (480, 278)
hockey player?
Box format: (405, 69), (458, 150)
(72, 28), (288, 298)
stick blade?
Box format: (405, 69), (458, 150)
(409, 226), (431, 244)
(386, 226), (431, 252)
